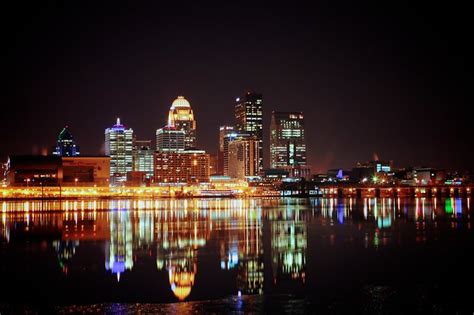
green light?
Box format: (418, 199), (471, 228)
(372, 176), (378, 183)
(445, 199), (453, 214)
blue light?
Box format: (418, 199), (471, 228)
(337, 202), (344, 224)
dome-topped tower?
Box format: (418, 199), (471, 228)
(170, 96), (191, 109)
(167, 96), (196, 149)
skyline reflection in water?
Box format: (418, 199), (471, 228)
(0, 197), (473, 312)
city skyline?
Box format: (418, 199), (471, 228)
(3, 3), (472, 173)
(1, 3), (473, 313)
(3, 91), (471, 174)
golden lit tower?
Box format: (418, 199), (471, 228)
(235, 92), (263, 173)
(167, 96), (197, 149)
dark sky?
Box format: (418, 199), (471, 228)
(3, 2), (473, 172)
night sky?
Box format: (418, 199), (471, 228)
(3, 2), (472, 172)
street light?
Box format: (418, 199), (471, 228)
(75, 178), (78, 187)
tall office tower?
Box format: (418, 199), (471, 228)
(167, 96), (197, 149)
(218, 125), (234, 174)
(132, 139), (154, 179)
(227, 136), (260, 180)
(156, 126), (185, 152)
(235, 92), (263, 173)
(270, 112), (306, 168)
(222, 132), (249, 176)
(52, 126), (80, 156)
(105, 118), (133, 185)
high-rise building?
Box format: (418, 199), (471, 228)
(235, 92), (263, 173)
(167, 96), (197, 149)
(52, 126), (80, 157)
(218, 125), (234, 174)
(228, 136), (260, 180)
(222, 132), (248, 176)
(154, 150), (210, 183)
(270, 112), (306, 168)
(105, 118), (133, 185)
(156, 126), (185, 152)
(209, 153), (218, 176)
(132, 139), (154, 179)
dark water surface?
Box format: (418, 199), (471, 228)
(0, 197), (472, 314)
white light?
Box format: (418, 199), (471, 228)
(236, 97), (240, 102)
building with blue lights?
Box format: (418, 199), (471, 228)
(105, 118), (134, 185)
(52, 126), (80, 157)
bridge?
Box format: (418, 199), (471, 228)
(315, 185), (472, 198)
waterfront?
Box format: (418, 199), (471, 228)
(0, 197), (473, 314)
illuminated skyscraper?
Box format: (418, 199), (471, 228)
(228, 136), (260, 179)
(235, 93), (263, 173)
(222, 131), (238, 176)
(270, 112), (306, 168)
(105, 118), (133, 185)
(156, 126), (185, 152)
(218, 125), (234, 174)
(167, 96), (197, 149)
(132, 138), (154, 179)
(52, 126), (80, 156)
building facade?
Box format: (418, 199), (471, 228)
(209, 153), (218, 176)
(167, 96), (197, 149)
(154, 150), (210, 183)
(227, 137), (260, 180)
(132, 139), (154, 179)
(6, 155), (62, 186)
(222, 132), (251, 176)
(105, 118), (133, 185)
(62, 156), (110, 186)
(270, 112), (306, 168)
(235, 92), (263, 173)
(6, 155), (110, 186)
(156, 126), (185, 152)
(52, 126), (80, 157)
(218, 125), (234, 174)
